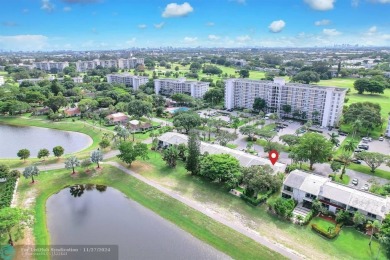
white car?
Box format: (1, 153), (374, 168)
(379, 137), (384, 141)
(352, 178), (359, 185)
(361, 184), (369, 191)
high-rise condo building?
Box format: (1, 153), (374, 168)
(154, 78), (210, 98)
(106, 73), (149, 91)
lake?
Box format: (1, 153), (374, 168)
(0, 124), (92, 158)
(46, 185), (229, 260)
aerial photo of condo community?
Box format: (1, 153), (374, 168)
(1, 0), (390, 259)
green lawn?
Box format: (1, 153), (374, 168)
(311, 217), (336, 230)
(348, 163), (390, 180)
(122, 150), (385, 259)
(332, 174), (351, 185)
(15, 165), (284, 260)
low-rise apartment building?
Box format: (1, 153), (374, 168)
(282, 170), (390, 221)
(106, 74), (149, 91)
(154, 78), (209, 98)
(33, 61), (69, 72)
(224, 78), (346, 127)
(117, 58), (144, 69)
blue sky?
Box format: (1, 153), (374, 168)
(1, 0), (390, 51)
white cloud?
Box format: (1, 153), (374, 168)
(0, 35), (48, 50)
(183, 37), (197, 43)
(368, 26), (377, 33)
(41, 0), (54, 12)
(236, 35), (251, 42)
(208, 34), (220, 40)
(304, 0), (335, 10)
(154, 22), (165, 29)
(126, 38), (136, 44)
(162, 2), (193, 18)
(138, 24), (147, 29)
(63, 6), (72, 12)
(206, 22), (215, 26)
(323, 28), (342, 36)
(314, 19), (330, 26)
(268, 20), (286, 33)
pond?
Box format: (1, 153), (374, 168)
(0, 124), (92, 158)
(46, 185), (229, 260)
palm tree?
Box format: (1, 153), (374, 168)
(343, 140), (357, 153)
(338, 153), (351, 180)
(366, 220), (381, 247)
(328, 133), (340, 147)
(351, 119), (363, 138)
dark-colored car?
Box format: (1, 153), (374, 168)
(358, 144), (369, 150)
(351, 159), (362, 164)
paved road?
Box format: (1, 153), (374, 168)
(104, 161), (304, 260)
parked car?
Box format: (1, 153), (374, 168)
(351, 159), (362, 164)
(288, 120), (293, 123)
(352, 178), (359, 185)
(358, 144), (369, 150)
(362, 137), (372, 142)
(361, 184), (369, 191)
(379, 137), (384, 141)
(354, 149), (363, 153)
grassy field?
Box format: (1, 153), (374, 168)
(121, 150), (385, 259)
(15, 165), (285, 260)
(311, 217), (336, 230)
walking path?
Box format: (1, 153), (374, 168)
(103, 161), (305, 260)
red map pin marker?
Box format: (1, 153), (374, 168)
(268, 150), (279, 165)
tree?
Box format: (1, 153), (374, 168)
(354, 78), (370, 94)
(240, 125), (257, 141)
(343, 102), (382, 135)
(199, 154), (241, 188)
(203, 88), (224, 105)
(253, 97), (266, 112)
(352, 211), (365, 227)
(99, 139), (110, 150)
(328, 133), (340, 147)
(279, 134), (300, 147)
(338, 153), (351, 179)
(186, 130), (201, 175)
(270, 198), (295, 218)
(65, 156), (80, 174)
(282, 104), (292, 116)
(355, 152), (388, 173)
(331, 161), (342, 173)
(215, 130), (237, 146)
(0, 207), (32, 246)
(173, 112), (202, 134)
(17, 149), (30, 162)
(379, 215), (390, 258)
(242, 165), (282, 198)
(37, 148), (50, 160)
(335, 210), (351, 224)
(52, 146), (64, 158)
(239, 69), (250, 78)
(117, 142), (148, 166)
(90, 149), (104, 168)
(290, 132), (333, 170)
(162, 145), (179, 168)
(114, 125), (129, 141)
(343, 140), (357, 153)
(128, 100), (153, 119)
(45, 93), (67, 113)
(230, 116), (241, 133)
(23, 165), (39, 183)
(292, 71), (320, 84)
(367, 220), (382, 247)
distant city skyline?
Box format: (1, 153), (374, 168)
(1, 0), (390, 51)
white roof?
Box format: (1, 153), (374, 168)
(159, 132), (285, 173)
(299, 174), (328, 196)
(129, 120), (140, 125)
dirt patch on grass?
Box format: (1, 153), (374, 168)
(131, 161), (154, 173)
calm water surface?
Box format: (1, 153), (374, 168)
(0, 124), (92, 158)
(46, 185), (230, 260)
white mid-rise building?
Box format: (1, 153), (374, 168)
(0, 76), (4, 86)
(106, 73), (149, 91)
(76, 58), (145, 72)
(385, 117), (390, 138)
(154, 78), (210, 98)
(33, 61), (69, 72)
(117, 58), (144, 69)
(224, 78), (347, 127)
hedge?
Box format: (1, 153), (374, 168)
(240, 192), (270, 206)
(0, 177), (17, 209)
(311, 223), (342, 239)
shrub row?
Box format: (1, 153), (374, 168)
(302, 210), (315, 225)
(240, 192), (270, 206)
(0, 177), (17, 209)
(311, 223), (342, 239)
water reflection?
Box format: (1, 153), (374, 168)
(69, 184), (107, 197)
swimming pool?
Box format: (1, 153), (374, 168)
(167, 107), (189, 114)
